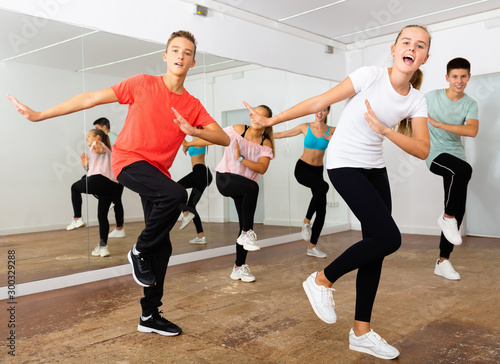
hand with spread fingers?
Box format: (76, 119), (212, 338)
(364, 99), (388, 136)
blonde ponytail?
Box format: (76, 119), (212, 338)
(395, 69), (424, 137)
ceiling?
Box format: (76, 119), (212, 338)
(213, 0), (500, 45)
(1, 1), (500, 78)
(0, 9), (248, 78)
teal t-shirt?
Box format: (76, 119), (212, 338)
(424, 89), (478, 168)
(108, 131), (118, 147)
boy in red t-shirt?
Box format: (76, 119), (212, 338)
(8, 30), (229, 337)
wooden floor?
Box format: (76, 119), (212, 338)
(1, 231), (499, 363)
(0, 221), (300, 285)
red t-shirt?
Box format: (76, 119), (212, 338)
(111, 74), (215, 178)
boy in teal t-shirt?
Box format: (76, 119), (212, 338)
(426, 57), (479, 280)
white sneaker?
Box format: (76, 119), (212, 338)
(230, 264), (255, 282)
(66, 218), (86, 230)
(108, 228), (126, 238)
(91, 245), (111, 257)
(307, 246), (327, 258)
(91, 246), (101, 256)
(437, 213), (462, 245)
(302, 272), (336, 324)
(189, 236), (207, 244)
(349, 328), (400, 360)
(236, 230), (260, 251)
(179, 212), (195, 230)
(434, 259), (460, 280)
(99, 245), (110, 257)
(301, 223), (312, 241)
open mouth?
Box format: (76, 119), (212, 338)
(403, 55), (414, 65)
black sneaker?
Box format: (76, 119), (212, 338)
(138, 311), (182, 336)
(127, 248), (156, 287)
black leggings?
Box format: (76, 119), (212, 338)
(111, 184), (125, 228)
(216, 172), (259, 267)
(177, 164), (213, 234)
(294, 159), (329, 245)
(430, 153), (472, 259)
(117, 161), (187, 315)
(71, 174), (121, 244)
(326, 168), (401, 323)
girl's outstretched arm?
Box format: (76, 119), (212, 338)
(244, 76), (356, 127)
(274, 124), (307, 139)
(7, 88), (118, 122)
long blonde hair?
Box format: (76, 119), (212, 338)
(394, 25), (431, 137)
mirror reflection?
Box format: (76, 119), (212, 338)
(0, 8), (348, 288)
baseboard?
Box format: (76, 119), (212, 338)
(350, 222), (444, 236)
(0, 216), (145, 235)
(1, 223), (351, 299)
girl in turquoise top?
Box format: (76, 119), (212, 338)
(178, 136), (212, 244)
(274, 106), (334, 259)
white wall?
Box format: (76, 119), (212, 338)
(184, 66), (349, 227)
(0, 61), (147, 233)
(0, 0), (347, 82)
(464, 72), (500, 237)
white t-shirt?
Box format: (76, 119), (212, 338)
(326, 66), (427, 169)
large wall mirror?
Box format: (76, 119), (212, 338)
(0, 8), (349, 289)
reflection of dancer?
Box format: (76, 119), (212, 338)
(93, 117), (125, 238)
(177, 137), (212, 244)
(245, 25), (431, 360)
(274, 106), (333, 258)
(69, 129), (121, 257)
(425, 57), (478, 280)
(8, 30), (229, 337)
(93, 117), (118, 145)
(186, 105), (274, 282)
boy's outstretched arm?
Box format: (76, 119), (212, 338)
(7, 88), (118, 122)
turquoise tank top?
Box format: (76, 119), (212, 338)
(188, 146), (206, 157)
(304, 124), (330, 151)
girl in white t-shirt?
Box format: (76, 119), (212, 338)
(67, 129), (121, 257)
(245, 25), (431, 360)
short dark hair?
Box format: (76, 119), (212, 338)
(93, 117), (111, 130)
(447, 57), (471, 75)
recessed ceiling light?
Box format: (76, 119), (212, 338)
(278, 0), (347, 22)
(2, 31), (98, 62)
(76, 50), (164, 72)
